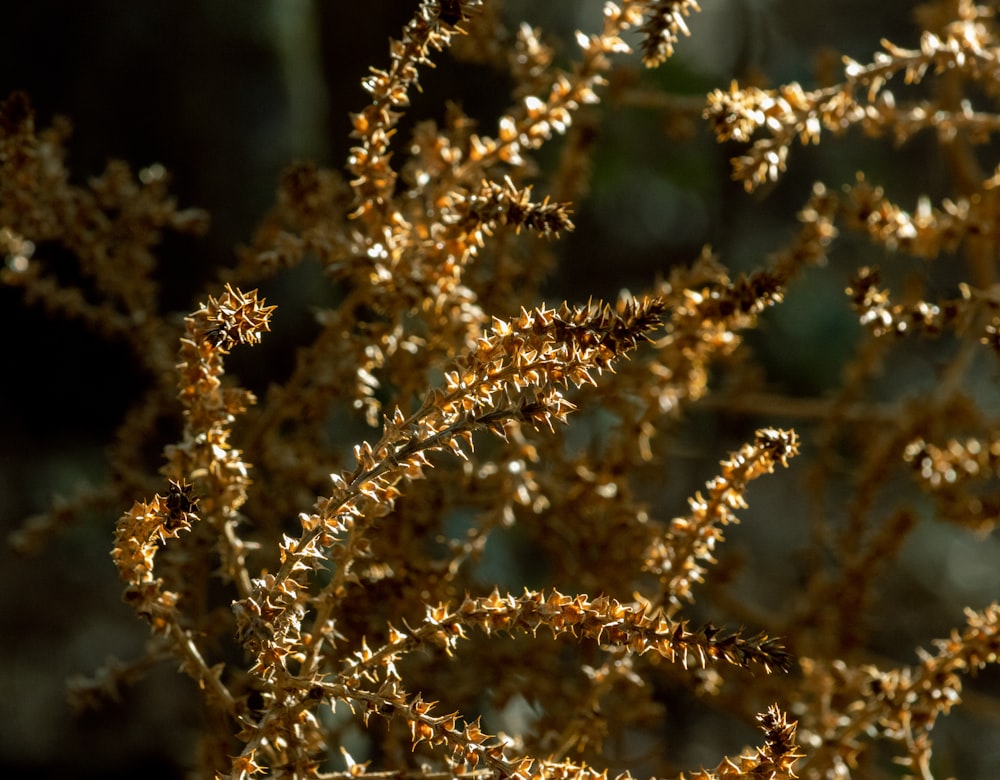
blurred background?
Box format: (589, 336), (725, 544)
(4, 1), (999, 777)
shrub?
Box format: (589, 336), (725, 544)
(4, 1), (1000, 778)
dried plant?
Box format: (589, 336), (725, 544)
(5, 1), (1000, 778)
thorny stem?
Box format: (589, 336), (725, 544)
(317, 682), (532, 779)
(166, 621), (247, 725)
(223, 520), (255, 599)
(297, 406), (528, 676)
(275, 402), (525, 595)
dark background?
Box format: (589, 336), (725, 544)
(5, 1), (991, 777)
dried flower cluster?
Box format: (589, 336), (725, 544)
(6, 1), (1000, 779)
